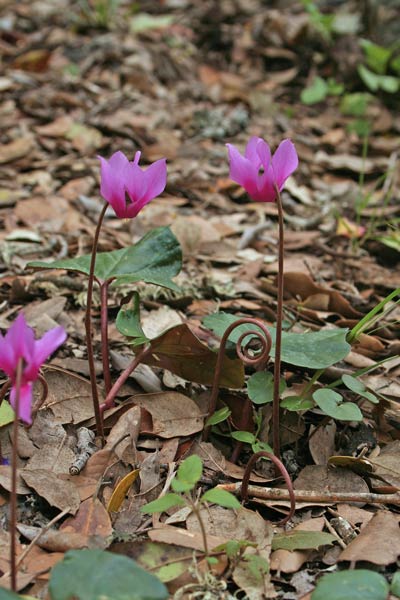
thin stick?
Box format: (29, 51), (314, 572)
(100, 279), (113, 395)
(6, 507), (70, 576)
(218, 482), (400, 505)
(10, 358), (23, 592)
(85, 202), (108, 441)
(273, 184), (284, 461)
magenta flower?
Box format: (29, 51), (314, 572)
(226, 137), (298, 202)
(0, 314), (66, 424)
(98, 150), (167, 218)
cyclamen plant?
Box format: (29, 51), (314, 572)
(0, 314), (66, 591)
(226, 137), (298, 459)
(85, 151), (167, 439)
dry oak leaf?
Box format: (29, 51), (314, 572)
(0, 466), (30, 495)
(133, 392), (204, 438)
(21, 469), (80, 514)
(0, 137), (35, 164)
(61, 497), (112, 544)
(338, 510), (400, 565)
(17, 523), (88, 553)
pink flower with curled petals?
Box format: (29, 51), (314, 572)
(226, 137), (298, 202)
(0, 314), (66, 424)
(98, 150), (167, 218)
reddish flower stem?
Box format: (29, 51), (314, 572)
(273, 184), (285, 461)
(100, 345), (152, 415)
(204, 318), (272, 442)
(100, 279), (113, 395)
(85, 202), (108, 442)
(10, 357), (23, 592)
(241, 450), (295, 526)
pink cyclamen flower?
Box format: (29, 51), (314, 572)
(0, 314), (66, 424)
(226, 137), (298, 202)
(98, 150), (167, 218)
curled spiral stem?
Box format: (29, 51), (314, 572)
(204, 317), (272, 441)
(241, 450), (295, 526)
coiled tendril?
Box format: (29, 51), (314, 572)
(204, 318), (272, 440)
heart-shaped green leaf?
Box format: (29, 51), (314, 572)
(280, 395), (314, 412)
(28, 227), (182, 290)
(231, 431), (256, 444)
(341, 375), (378, 404)
(201, 488), (241, 509)
(203, 313), (350, 369)
(311, 569), (389, 600)
(116, 293), (148, 346)
(247, 371), (286, 405)
(48, 549), (168, 600)
(313, 388), (363, 421)
(141, 493), (185, 514)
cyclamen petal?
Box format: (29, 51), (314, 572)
(10, 382), (33, 425)
(226, 144), (259, 198)
(142, 159), (167, 203)
(24, 326), (67, 380)
(0, 314), (66, 424)
(98, 153), (128, 218)
(227, 137), (298, 203)
(6, 314), (35, 366)
(99, 150), (167, 219)
(271, 140), (299, 189)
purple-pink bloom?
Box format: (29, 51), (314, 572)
(226, 137), (298, 202)
(0, 314), (66, 424)
(98, 150), (167, 218)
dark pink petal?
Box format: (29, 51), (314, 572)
(5, 314), (35, 364)
(124, 162), (147, 205)
(245, 137), (265, 167)
(10, 382), (33, 424)
(226, 144), (258, 198)
(142, 158), (167, 203)
(271, 139), (298, 189)
(255, 164), (276, 202)
(98, 153), (128, 217)
(0, 335), (14, 377)
(256, 139), (272, 168)
(107, 151), (130, 173)
(32, 326), (66, 372)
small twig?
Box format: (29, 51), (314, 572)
(323, 516), (346, 550)
(218, 483), (400, 505)
(5, 507), (70, 578)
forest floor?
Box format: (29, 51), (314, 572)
(0, 0), (399, 598)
